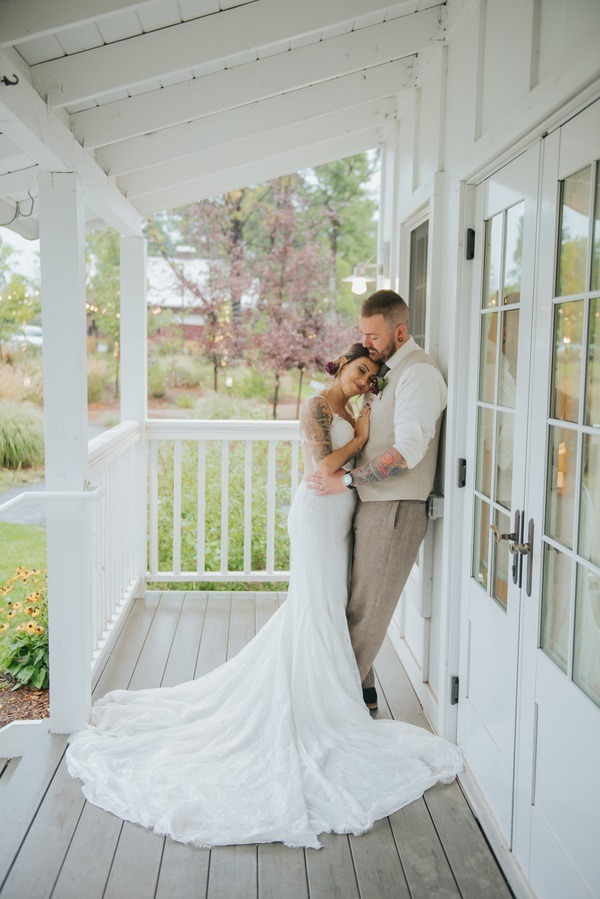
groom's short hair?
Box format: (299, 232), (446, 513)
(360, 290), (410, 331)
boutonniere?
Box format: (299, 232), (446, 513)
(369, 374), (388, 399)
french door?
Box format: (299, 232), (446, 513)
(460, 99), (600, 898)
(459, 145), (539, 844)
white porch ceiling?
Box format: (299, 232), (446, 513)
(0, 0), (445, 238)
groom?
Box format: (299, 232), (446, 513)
(310, 290), (447, 710)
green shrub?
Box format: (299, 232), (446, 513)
(0, 566), (48, 689)
(228, 366), (270, 400)
(148, 360), (168, 398)
(194, 393), (266, 420)
(172, 357), (203, 388)
(87, 356), (109, 403)
(0, 401), (44, 469)
(175, 393), (195, 409)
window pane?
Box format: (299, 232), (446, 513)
(479, 313), (497, 403)
(550, 301), (584, 422)
(473, 497), (490, 591)
(409, 220), (428, 349)
(475, 406), (494, 497)
(503, 202), (524, 304)
(573, 564), (600, 708)
(586, 297), (600, 427)
(498, 309), (519, 408)
(495, 411), (514, 509)
(579, 433), (600, 567)
(557, 165), (591, 296)
(541, 544), (572, 673)
(492, 509), (511, 610)
(483, 213), (502, 308)
(545, 425), (578, 549)
(592, 164), (600, 291)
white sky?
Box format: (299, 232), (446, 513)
(1, 227), (40, 282)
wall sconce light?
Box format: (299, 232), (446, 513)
(343, 242), (390, 295)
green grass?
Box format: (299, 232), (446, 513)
(0, 522), (47, 583)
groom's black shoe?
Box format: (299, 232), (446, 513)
(363, 687), (378, 711)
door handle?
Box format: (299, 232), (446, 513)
(508, 518), (534, 595)
(489, 524), (517, 543)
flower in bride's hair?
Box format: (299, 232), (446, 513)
(369, 374), (388, 398)
(324, 361), (337, 376)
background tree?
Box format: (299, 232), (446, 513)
(0, 237), (41, 361)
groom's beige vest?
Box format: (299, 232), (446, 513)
(356, 346), (443, 502)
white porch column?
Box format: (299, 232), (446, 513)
(120, 236), (147, 591)
(38, 172), (91, 734)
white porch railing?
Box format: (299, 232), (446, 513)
(145, 419), (302, 583)
(87, 420), (144, 671)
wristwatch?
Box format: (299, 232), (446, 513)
(342, 472), (355, 489)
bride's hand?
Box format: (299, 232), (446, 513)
(354, 403), (371, 446)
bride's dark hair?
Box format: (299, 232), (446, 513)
(324, 343), (373, 377)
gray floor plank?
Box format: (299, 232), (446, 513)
(155, 839), (210, 899)
(0, 724), (67, 889)
(258, 843), (308, 899)
(227, 592), (256, 659)
(103, 822), (164, 899)
(374, 636), (431, 730)
(0, 756), (19, 788)
(207, 844), (257, 899)
(128, 591), (186, 690)
(93, 592), (161, 699)
(389, 801), (461, 899)
(255, 593), (280, 632)
(349, 818), (411, 899)
(1, 750), (85, 899)
(305, 833), (360, 899)
(194, 594), (231, 677)
(51, 803), (123, 899)
(161, 591), (208, 688)
(425, 782), (513, 899)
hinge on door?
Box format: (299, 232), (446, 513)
(457, 458), (467, 488)
(466, 228), (475, 260)
(450, 675), (459, 705)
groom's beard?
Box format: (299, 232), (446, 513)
(368, 338), (397, 363)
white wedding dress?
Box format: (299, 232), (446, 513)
(66, 414), (462, 849)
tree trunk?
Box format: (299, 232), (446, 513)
(213, 357), (219, 392)
(272, 372), (280, 419)
(295, 367), (304, 419)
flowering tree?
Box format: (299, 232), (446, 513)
(252, 177), (348, 418)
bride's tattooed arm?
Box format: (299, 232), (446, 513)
(301, 397), (368, 475)
(300, 397), (333, 462)
(350, 447), (408, 485)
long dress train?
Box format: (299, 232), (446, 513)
(66, 414), (462, 849)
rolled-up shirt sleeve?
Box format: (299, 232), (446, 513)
(392, 363), (447, 469)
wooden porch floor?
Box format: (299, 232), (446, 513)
(0, 592), (513, 899)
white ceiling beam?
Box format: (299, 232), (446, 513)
(0, 165), (40, 198)
(132, 128), (383, 216)
(33, 0), (439, 108)
(120, 98), (395, 199)
(73, 8), (438, 148)
(0, 48), (141, 236)
(0, 0), (158, 47)
(99, 58), (415, 177)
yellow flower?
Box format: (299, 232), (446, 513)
(12, 602), (23, 611)
(26, 593), (41, 604)
(25, 621), (37, 634)
(26, 606), (40, 617)
(0, 622), (9, 632)
(17, 623), (28, 632)
(35, 626), (44, 634)
(7, 612), (16, 620)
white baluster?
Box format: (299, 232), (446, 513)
(221, 441), (229, 576)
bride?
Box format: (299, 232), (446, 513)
(66, 343), (462, 850)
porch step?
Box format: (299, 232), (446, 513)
(0, 721), (68, 891)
